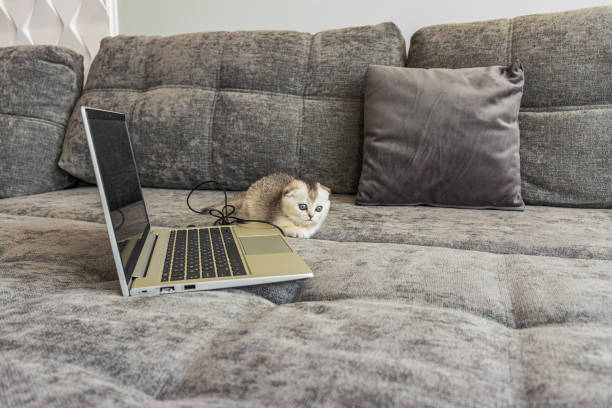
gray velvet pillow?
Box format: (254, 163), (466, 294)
(356, 63), (525, 210)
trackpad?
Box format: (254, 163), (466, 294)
(239, 235), (292, 255)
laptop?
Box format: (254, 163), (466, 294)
(82, 106), (313, 297)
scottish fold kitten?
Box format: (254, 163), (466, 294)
(234, 173), (331, 238)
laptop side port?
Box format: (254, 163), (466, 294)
(160, 286), (175, 294)
(184, 284), (196, 290)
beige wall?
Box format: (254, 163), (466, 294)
(117, 0), (610, 39)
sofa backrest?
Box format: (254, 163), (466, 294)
(58, 23), (406, 194)
(0, 46), (82, 198)
(406, 6), (612, 208)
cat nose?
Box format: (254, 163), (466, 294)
(308, 213), (314, 219)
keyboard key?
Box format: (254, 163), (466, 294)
(199, 229), (216, 278)
(160, 227), (247, 283)
(186, 229), (200, 280)
(210, 228), (231, 277)
(161, 230), (175, 282)
(221, 227), (247, 276)
(171, 229), (186, 281)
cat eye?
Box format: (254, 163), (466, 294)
(298, 204), (308, 211)
(315, 205), (323, 212)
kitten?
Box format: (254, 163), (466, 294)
(233, 173), (331, 239)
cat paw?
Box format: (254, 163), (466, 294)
(285, 230), (311, 239)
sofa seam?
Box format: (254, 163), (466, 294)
(520, 103), (612, 112)
(289, 298), (609, 330)
(298, 34), (316, 179)
(80, 85), (363, 102)
(501, 255), (531, 408)
(154, 303), (276, 399)
(494, 256), (528, 405)
(0, 111), (66, 129)
(506, 18), (514, 65)
(208, 32), (229, 183)
(302, 236), (611, 261)
(81, 86), (612, 110)
(496, 256), (516, 328)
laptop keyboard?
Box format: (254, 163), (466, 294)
(161, 227), (247, 282)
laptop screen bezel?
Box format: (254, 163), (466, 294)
(82, 106), (151, 297)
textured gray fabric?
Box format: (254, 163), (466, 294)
(290, 239), (612, 328)
(0, 214), (275, 403)
(0, 46), (83, 198)
(170, 301), (611, 407)
(58, 24), (406, 194)
(406, 6), (612, 207)
(0, 186), (218, 226)
(519, 108), (611, 207)
(0, 187), (609, 260)
(2, 9), (612, 406)
(318, 196), (612, 260)
(237, 281), (302, 305)
(1, 213), (610, 406)
(357, 63), (524, 209)
(407, 6), (612, 108)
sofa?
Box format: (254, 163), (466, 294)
(0, 6), (610, 407)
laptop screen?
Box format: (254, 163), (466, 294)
(83, 108), (150, 280)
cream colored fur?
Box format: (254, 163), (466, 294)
(234, 173), (331, 239)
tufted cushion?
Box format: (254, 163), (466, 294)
(0, 46), (83, 198)
(406, 6), (612, 208)
(1, 212), (611, 406)
(58, 23), (406, 194)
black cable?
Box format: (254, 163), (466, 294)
(187, 180), (286, 236)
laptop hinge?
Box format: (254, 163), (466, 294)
(131, 232), (158, 280)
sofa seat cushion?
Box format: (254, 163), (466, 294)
(4, 298), (610, 407)
(166, 300), (611, 407)
(0, 186), (224, 228)
(0, 217), (276, 405)
(1, 187), (610, 260)
(1, 214), (610, 406)
(319, 196), (612, 260)
(3, 212), (608, 329)
(291, 239), (611, 329)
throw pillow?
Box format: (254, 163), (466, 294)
(356, 62), (525, 210)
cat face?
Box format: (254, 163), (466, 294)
(281, 180), (331, 226)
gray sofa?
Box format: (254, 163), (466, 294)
(1, 6), (610, 407)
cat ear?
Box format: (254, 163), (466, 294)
(283, 186), (297, 197)
(319, 184), (331, 194)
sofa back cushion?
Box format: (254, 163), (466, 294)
(0, 46), (82, 198)
(406, 6), (612, 208)
(58, 23), (406, 194)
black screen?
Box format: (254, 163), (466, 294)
(85, 108), (149, 275)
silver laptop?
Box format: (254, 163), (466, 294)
(82, 107), (313, 297)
